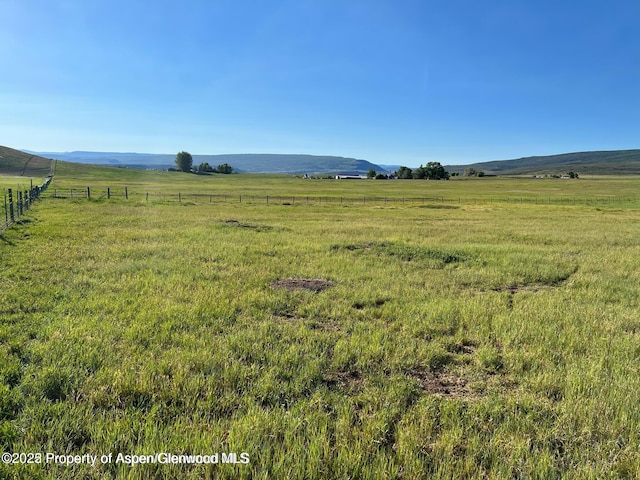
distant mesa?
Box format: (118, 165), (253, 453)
(23, 151), (390, 175)
(7, 147), (640, 177)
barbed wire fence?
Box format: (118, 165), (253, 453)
(1, 177), (52, 233)
(38, 186), (640, 208)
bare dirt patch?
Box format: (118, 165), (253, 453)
(407, 369), (475, 399)
(323, 369), (364, 390)
(270, 278), (335, 292)
(222, 219), (272, 230)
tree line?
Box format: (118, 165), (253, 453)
(172, 151), (235, 174)
(398, 162), (449, 179)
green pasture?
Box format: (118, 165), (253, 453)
(0, 166), (640, 478)
(46, 162), (640, 207)
(0, 177), (44, 192)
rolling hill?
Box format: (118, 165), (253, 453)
(446, 150), (640, 176)
(0, 146), (54, 177)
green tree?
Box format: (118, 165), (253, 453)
(367, 168), (376, 179)
(215, 163), (234, 174)
(424, 162), (449, 180)
(175, 151), (193, 172)
(413, 165), (427, 179)
(463, 167), (478, 177)
(412, 162), (449, 180)
(396, 166), (413, 179)
(198, 162), (213, 173)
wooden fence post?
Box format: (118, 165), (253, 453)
(87, 187), (91, 200)
(107, 187), (111, 199)
(8, 189), (14, 222)
(125, 187), (128, 200)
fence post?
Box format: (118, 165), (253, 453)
(146, 192), (149, 202)
(125, 187), (128, 200)
(179, 192), (181, 202)
(18, 191), (23, 216)
(107, 187), (111, 199)
(87, 187), (91, 200)
(4, 193), (7, 224)
(8, 189), (14, 222)
(266, 195), (269, 204)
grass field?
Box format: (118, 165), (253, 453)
(43, 161), (640, 207)
(1, 164), (640, 478)
(0, 177), (44, 192)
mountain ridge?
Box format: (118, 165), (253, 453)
(25, 151), (388, 175)
(445, 149), (640, 175)
(12, 147), (640, 176)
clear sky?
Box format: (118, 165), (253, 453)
(1, 0), (639, 166)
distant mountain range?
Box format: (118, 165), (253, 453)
(7, 147), (640, 176)
(445, 150), (640, 176)
(25, 151), (389, 175)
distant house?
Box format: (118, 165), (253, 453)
(335, 174), (367, 180)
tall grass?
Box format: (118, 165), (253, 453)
(0, 170), (639, 478)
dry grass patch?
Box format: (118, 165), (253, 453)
(407, 369), (477, 399)
(270, 278), (335, 292)
(323, 369), (364, 391)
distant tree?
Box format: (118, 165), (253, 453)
(396, 166), (413, 179)
(375, 173), (387, 179)
(198, 162), (214, 173)
(175, 151), (193, 172)
(413, 165), (427, 179)
(567, 171), (579, 178)
(214, 163), (234, 174)
(424, 162), (449, 180)
(463, 167), (485, 177)
(413, 162), (449, 180)
(367, 168), (376, 179)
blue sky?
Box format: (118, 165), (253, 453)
(1, 0), (639, 166)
